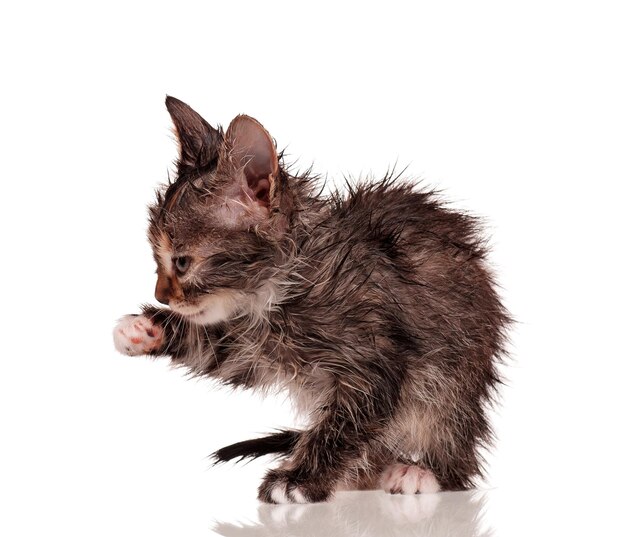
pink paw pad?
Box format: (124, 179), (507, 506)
(380, 464), (440, 495)
(113, 315), (163, 356)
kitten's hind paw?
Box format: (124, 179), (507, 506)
(258, 469), (333, 504)
(113, 314), (163, 356)
(381, 464), (440, 495)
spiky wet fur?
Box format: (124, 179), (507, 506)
(119, 97), (510, 503)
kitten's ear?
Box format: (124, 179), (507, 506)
(165, 96), (222, 169)
(223, 115), (279, 208)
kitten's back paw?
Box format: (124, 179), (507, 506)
(380, 464), (440, 495)
(113, 314), (163, 356)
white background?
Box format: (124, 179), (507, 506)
(1, 1), (624, 535)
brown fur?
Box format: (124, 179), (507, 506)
(115, 96), (511, 503)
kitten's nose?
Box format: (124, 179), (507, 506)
(155, 274), (170, 305)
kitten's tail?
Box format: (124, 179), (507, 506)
(211, 430), (301, 464)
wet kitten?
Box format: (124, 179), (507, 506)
(113, 96), (510, 503)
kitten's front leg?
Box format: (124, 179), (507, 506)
(113, 306), (188, 357)
(113, 314), (164, 356)
(258, 371), (403, 503)
(257, 413), (359, 504)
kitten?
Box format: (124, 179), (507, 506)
(113, 96), (510, 504)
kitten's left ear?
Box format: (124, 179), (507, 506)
(165, 96), (222, 169)
(223, 115), (279, 209)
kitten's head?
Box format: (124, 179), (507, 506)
(147, 96), (292, 325)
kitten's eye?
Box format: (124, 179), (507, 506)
(173, 256), (191, 275)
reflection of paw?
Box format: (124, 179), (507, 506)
(380, 464), (440, 494)
(381, 491), (441, 523)
(258, 469), (333, 504)
(259, 502), (310, 526)
(113, 314), (163, 356)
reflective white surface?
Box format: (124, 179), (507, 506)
(209, 485), (621, 537)
(213, 490), (490, 537)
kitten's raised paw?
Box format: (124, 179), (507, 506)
(113, 314), (163, 356)
(258, 469), (332, 504)
(380, 464), (440, 495)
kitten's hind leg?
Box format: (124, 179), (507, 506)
(380, 464), (441, 495)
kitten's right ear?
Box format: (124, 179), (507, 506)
(165, 96), (222, 169)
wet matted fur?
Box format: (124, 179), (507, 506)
(113, 96), (511, 503)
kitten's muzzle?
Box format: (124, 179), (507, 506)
(155, 272), (182, 305)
